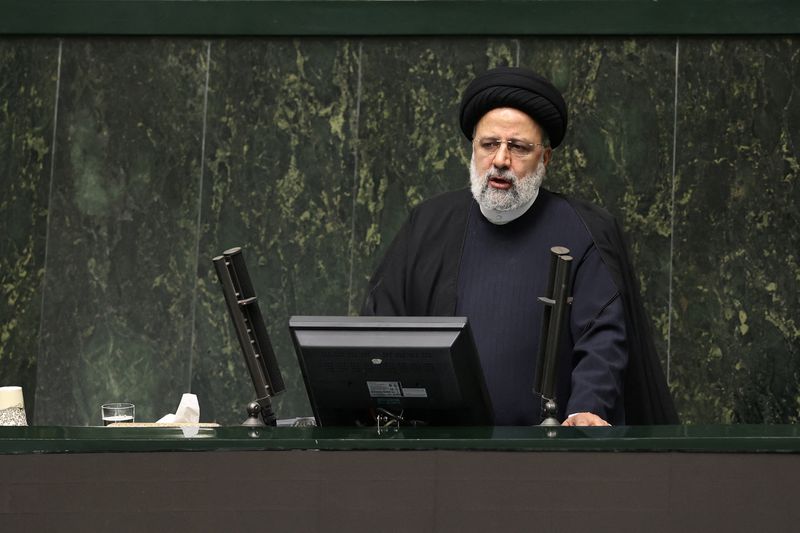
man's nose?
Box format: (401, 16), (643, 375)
(492, 143), (511, 168)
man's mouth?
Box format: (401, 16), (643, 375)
(488, 176), (513, 190)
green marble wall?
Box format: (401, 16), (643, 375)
(0, 35), (797, 426)
(193, 39), (360, 422)
(0, 39), (58, 420)
(672, 38), (800, 423)
(34, 39), (208, 424)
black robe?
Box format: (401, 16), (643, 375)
(362, 188), (678, 425)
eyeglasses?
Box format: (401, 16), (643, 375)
(473, 138), (546, 159)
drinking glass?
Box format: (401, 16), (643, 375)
(101, 402), (135, 425)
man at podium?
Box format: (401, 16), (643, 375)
(362, 67), (677, 427)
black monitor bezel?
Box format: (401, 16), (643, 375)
(289, 316), (493, 427)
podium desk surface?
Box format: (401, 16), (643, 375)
(1, 424), (799, 454)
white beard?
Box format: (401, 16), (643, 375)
(469, 154), (546, 223)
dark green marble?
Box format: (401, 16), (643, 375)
(34, 39), (209, 425)
(193, 39), (360, 424)
(351, 38), (518, 312)
(2, 34), (798, 428)
(0, 39), (59, 420)
(672, 37), (800, 423)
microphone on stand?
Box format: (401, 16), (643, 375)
(533, 246), (573, 427)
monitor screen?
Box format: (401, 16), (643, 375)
(289, 316), (493, 427)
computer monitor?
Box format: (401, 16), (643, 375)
(289, 316), (493, 427)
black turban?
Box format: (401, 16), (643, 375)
(459, 66), (568, 148)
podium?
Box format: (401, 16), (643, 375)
(2, 425), (799, 532)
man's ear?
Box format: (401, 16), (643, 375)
(542, 147), (553, 167)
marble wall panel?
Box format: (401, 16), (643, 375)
(2, 33), (796, 427)
(0, 39), (58, 420)
(351, 38), (519, 312)
(517, 38), (677, 363)
(672, 38), (800, 423)
(193, 39), (359, 424)
(34, 39), (209, 425)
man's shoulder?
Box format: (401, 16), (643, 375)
(542, 190), (628, 277)
(544, 189), (616, 228)
(407, 188), (472, 226)
(540, 190), (621, 248)
(410, 188), (472, 214)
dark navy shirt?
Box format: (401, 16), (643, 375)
(456, 190), (628, 425)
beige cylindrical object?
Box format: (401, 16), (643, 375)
(0, 386), (25, 410)
(0, 386), (27, 426)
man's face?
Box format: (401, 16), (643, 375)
(470, 107), (552, 211)
(472, 107), (551, 180)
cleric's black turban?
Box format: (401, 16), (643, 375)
(459, 66), (568, 148)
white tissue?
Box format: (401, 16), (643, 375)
(157, 393), (200, 424)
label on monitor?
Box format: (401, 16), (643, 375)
(367, 381), (402, 398)
(401, 387), (428, 398)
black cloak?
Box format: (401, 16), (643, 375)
(362, 188), (679, 425)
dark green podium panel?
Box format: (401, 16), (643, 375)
(3, 424), (800, 453)
(1, 425), (800, 532)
